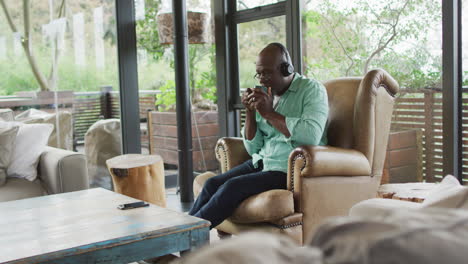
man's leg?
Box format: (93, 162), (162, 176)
(194, 170), (286, 228)
(188, 160), (260, 215)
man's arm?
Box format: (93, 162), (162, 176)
(241, 88), (264, 156)
(284, 84), (328, 147)
(244, 109), (258, 140)
(261, 111), (290, 138)
(242, 88), (258, 140)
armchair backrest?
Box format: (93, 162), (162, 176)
(323, 69), (399, 178)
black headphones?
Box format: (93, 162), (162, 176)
(269, 42), (294, 77)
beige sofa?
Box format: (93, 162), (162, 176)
(177, 208), (468, 264)
(0, 146), (89, 202)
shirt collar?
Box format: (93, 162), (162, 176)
(285, 73), (301, 93)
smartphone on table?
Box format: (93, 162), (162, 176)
(117, 201), (149, 210)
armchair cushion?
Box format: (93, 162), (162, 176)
(193, 172), (295, 224)
(230, 190), (295, 224)
(193, 171), (217, 196)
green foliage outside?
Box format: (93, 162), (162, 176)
(156, 80), (176, 111)
(136, 0), (217, 111)
(2, 0), (468, 105)
(0, 49), (118, 95)
(0, 0), (216, 111)
(302, 0), (442, 90)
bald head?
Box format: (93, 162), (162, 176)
(255, 43), (295, 96)
(259, 44), (288, 67)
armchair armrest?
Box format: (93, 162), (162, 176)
(289, 145), (371, 179)
(288, 145), (371, 210)
(215, 137), (251, 173)
(38, 146), (89, 194)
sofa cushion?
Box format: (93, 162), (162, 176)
(6, 122), (53, 181)
(230, 190), (295, 224)
(310, 208), (468, 264)
(422, 175), (468, 208)
(0, 177), (45, 202)
(349, 197), (422, 217)
(15, 109), (73, 150)
(178, 232), (322, 264)
(0, 124), (19, 186)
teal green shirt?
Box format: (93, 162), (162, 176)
(241, 74), (329, 173)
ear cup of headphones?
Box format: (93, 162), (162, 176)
(280, 62), (294, 76)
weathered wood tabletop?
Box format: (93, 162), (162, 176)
(0, 188), (210, 264)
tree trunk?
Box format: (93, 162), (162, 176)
(107, 154), (166, 208)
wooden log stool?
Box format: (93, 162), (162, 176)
(377, 182), (437, 203)
(106, 154), (166, 208)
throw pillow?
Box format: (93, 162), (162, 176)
(0, 124), (19, 186)
(6, 122), (53, 181)
(15, 108), (73, 150)
(422, 175), (466, 208)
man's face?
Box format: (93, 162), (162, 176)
(255, 54), (283, 95)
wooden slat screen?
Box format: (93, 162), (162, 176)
(72, 91), (158, 146)
(72, 92), (103, 145)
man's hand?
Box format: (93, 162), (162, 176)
(248, 87), (291, 138)
(249, 87), (274, 118)
(242, 88), (256, 112)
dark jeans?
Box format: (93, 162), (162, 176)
(188, 159), (287, 228)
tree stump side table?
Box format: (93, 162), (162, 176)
(106, 154), (166, 208)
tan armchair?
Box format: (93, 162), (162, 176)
(193, 69), (399, 245)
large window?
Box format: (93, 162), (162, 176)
(135, 0), (219, 196)
(0, 0), (120, 189)
(238, 16), (286, 90)
(237, 0), (285, 11)
(302, 0), (444, 183)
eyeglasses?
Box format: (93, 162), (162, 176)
(254, 72), (273, 81)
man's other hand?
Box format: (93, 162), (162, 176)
(242, 88), (256, 112)
(251, 87), (274, 117)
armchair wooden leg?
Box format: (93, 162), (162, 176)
(217, 230), (232, 240)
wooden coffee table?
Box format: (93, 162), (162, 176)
(0, 188), (210, 264)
